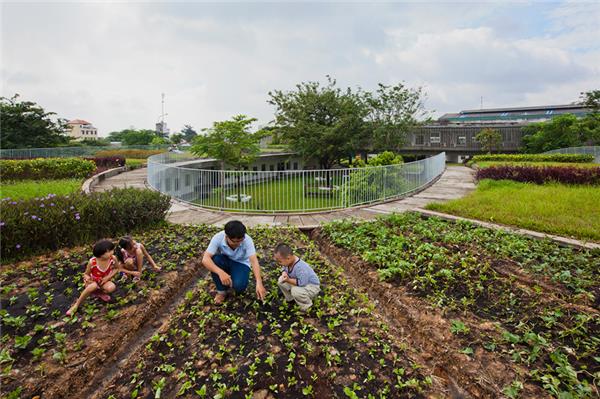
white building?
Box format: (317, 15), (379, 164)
(67, 119), (98, 140)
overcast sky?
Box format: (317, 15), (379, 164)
(2, 1), (599, 137)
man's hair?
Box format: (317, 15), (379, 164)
(93, 239), (115, 257)
(274, 243), (293, 257)
(224, 220), (246, 239)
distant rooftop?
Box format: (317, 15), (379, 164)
(68, 119), (92, 125)
(438, 103), (592, 124)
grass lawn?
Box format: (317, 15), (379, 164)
(472, 161), (600, 169)
(125, 158), (146, 168)
(195, 175), (343, 211)
(426, 179), (600, 241)
(0, 178), (82, 200)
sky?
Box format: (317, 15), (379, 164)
(2, 1), (599, 137)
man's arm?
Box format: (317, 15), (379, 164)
(249, 254), (266, 300)
(202, 251), (232, 287)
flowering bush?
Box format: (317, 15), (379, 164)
(471, 153), (594, 163)
(476, 165), (600, 185)
(84, 156), (126, 169)
(0, 188), (171, 259)
(0, 158), (96, 180)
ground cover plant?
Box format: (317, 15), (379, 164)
(469, 154), (594, 164)
(1, 188), (171, 259)
(475, 165), (600, 185)
(93, 226), (434, 399)
(473, 161), (600, 169)
(322, 212), (600, 398)
(426, 179), (600, 241)
(0, 178), (82, 200)
(0, 224), (215, 398)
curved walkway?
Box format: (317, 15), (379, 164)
(93, 166), (476, 228)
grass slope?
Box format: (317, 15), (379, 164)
(0, 179), (82, 200)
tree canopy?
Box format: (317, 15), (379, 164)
(476, 128), (502, 154)
(191, 115), (262, 169)
(268, 77), (426, 169)
(107, 129), (160, 145)
(268, 77), (369, 169)
(521, 113), (600, 153)
(0, 94), (69, 149)
(181, 125), (198, 142)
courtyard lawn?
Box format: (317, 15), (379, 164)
(196, 175), (344, 211)
(472, 161), (599, 169)
(425, 179), (600, 241)
(0, 178), (82, 200)
(125, 158), (146, 168)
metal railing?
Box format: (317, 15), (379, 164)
(147, 152), (446, 213)
(0, 144), (170, 159)
(543, 146), (600, 162)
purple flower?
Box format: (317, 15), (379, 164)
(16, 244), (21, 249)
(10, 201), (17, 205)
(0, 222), (5, 227)
(31, 215), (38, 220)
(75, 214), (81, 220)
(40, 204), (45, 208)
(50, 203), (55, 206)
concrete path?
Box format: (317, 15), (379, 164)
(93, 166), (476, 228)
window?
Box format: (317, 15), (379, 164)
(457, 136), (467, 146)
(285, 162), (290, 169)
(546, 110), (554, 115)
(261, 164), (266, 171)
(293, 162), (298, 170)
(430, 133), (440, 144)
(174, 178), (179, 191)
(269, 165), (274, 171)
(415, 135), (425, 145)
(185, 174), (191, 187)
(165, 178), (171, 191)
(252, 166), (258, 171)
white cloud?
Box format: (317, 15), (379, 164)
(1, 1), (599, 137)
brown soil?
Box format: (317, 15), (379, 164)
(310, 229), (550, 399)
(14, 258), (205, 399)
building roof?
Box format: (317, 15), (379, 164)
(438, 103), (592, 124)
(67, 119), (92, 125)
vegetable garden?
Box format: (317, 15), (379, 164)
(1, 213), (598, 398)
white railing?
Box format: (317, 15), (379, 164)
(543, 146), (600, 163)
(147, 152), (446, 213)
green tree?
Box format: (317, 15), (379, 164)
(121, 129), (158, 145)
(268, 77), (369, 171)
(181, 125), (197, 142)
(191, 115), (262, 204)
(362, 83), (428, 152)
(170, 133), (184, 144)
(0, 94), (69, 148)
(475, 128), (502, 154)
(151, 136), (168, 145)
(580, 89), (600, 111)
(522, 114), (600, 153)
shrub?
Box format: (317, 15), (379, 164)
(471, 153), (594, 163)
(84, 157), (126, 168)
(0, 158), (96, 180)
(476, 165), (600, 185)
(0, 188), (171, 259)
(93, 149), (164, 159)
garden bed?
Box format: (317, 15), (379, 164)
(0, 224), (215, 398)
(318, 212), (599, 398)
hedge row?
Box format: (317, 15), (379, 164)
(0, 188), (171, 259)
(471, 153), (594, 163)
(93, 149), (165, 159)
(0, 158), (96, 180)
(476, 165), (600, 185)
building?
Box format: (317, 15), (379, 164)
(403, 104), (593, 162)
(67, 119), (98, 140)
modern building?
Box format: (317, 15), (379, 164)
(66, 119), (98, 140)
(403, 104), (593, 162)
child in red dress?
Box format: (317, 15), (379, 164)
(66, 240), (118, 316)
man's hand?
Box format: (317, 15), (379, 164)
(219, 271), (232, 287)
(256, 281), (267, 300)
